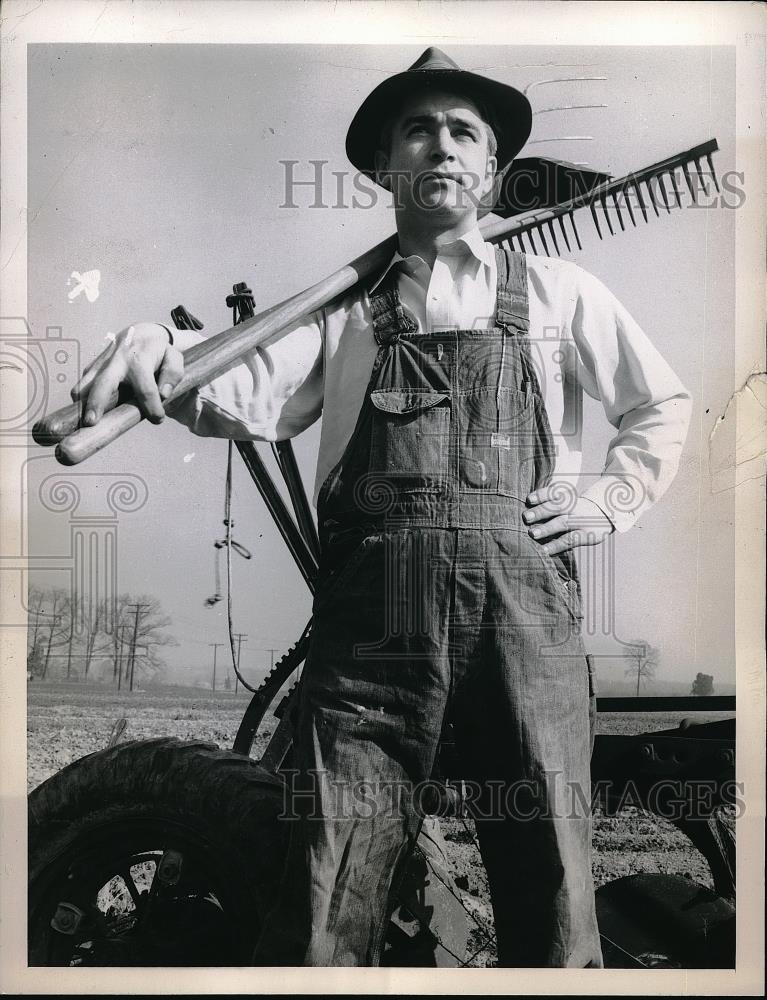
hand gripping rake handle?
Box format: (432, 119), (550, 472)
(35, 139), (719, 466)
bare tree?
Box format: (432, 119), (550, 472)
(624, 638), (660, 695)
(27, 586), (178, 685)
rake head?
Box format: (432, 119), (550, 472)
(497, 139), (720, 255)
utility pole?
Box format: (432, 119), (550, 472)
(126, 604), (150, 693)
(209, 643), (224, 692)
(232, 633), (248, 694)
(266, 648), (280, 670)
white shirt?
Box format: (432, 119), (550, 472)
(169, 227), (692, 533)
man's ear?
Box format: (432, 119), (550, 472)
(374, 149), (392, 191)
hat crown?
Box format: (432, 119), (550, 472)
(408, 47), (461, 73)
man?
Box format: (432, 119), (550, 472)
(72, 49), (692, 967)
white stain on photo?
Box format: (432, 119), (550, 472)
(66, 269), (102, 303)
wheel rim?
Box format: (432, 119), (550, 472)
(29, 816), (256, 966)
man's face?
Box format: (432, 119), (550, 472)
(374, 89), (497, 224)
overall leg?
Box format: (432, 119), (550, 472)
(452, 528), (603, 968)
(253, 529), (455, 966)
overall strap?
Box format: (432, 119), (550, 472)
(368, 270), (419, 346)
(494, 244), (529, 333)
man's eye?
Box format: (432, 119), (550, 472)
(454, 128), (476, 140)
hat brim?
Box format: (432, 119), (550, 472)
(345, 67), (532, 181)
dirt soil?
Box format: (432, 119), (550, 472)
(27, 682), (734, 968)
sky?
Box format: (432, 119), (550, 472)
(24, 41), (738, 689)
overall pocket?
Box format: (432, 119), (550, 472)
(495, 386), (540, 499)
(367, 389), (450, 495)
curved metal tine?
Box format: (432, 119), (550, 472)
(705, 153), (721, 193)
(644, 178), (661, 216)
(668, 169), (683, 208)
(610, 191), (626, 231)
(656, 174), (672, 213)
(632, 180), (649, 221)
(693, 158), (709, 197)
(569, 211), (583, 250)
(527, 228), (539, 254)
(537, 224), (550, 255)
(557, 214), (572, 252)
(547, 219), (560, 255)
(682, 162), (697, 200)
(621, 183), (637, 227)
(600, 194), (615, 235)
(589, 201), (603, 239)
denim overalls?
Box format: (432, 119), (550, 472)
(253, 247), (603, 968)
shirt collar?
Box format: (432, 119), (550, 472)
(369, 225), (494, 293)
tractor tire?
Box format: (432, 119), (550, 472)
(28, 738), (287, 966)
(29, 738), (469, 967)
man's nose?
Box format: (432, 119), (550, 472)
(429, 126), (456, 161)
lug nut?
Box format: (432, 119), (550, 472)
(51, 902), (84, 935)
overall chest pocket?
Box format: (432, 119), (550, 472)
(458, 386), (538, 493)
(368, 389), (450, 494)
(496, 386), (551, 499)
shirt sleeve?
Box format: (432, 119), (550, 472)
(567, 266), (693, 533)
(165, 311), (325, 442)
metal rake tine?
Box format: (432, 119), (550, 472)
(529, 228), (541, 254)
(644, 179), (661, 216)
(668, 170), (683, 208)
(706, 153), (721, 194)
(547, 219), (560, 255)
(632, 180), (648, 222)
(569, 211), (583, 251)
(589, 201), (603, 239)
(557, 214), (572, 252)
(537, 224), (550, 256)
(656, 174), (672, 213)
(600, 194), (615, 236)
(610, 191), (626, 231)
(516, 231), (528, 253)
(682, 162), (697, 200)
(622, 184), (637, 227)
(693, 158), (709, 196)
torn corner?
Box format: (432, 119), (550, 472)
(708, 371), (767, 494)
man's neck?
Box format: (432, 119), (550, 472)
(395, 213), (479, 268)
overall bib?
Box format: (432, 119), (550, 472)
(253, 247), (603, 968)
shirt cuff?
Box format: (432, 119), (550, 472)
(167, 326), (206, 353)
(580, 476), (645, 534)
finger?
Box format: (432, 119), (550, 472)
(529, 514), (569, 541)
(71, 341), (115, 400)
(82, 360), (124, 425)
(526, 485), (578, 511)
(129, 364), (166, 424)
(540, 530), (581, 556)
(156, 346), (184, 400)
(523, 500), (563, 524)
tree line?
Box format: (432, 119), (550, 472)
(27, 586), (178, 688)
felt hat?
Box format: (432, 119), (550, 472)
(345, 47), (532, 181)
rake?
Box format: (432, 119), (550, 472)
(33, 138), (720, 465)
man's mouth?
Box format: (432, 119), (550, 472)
(421, 172), (464, 186)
